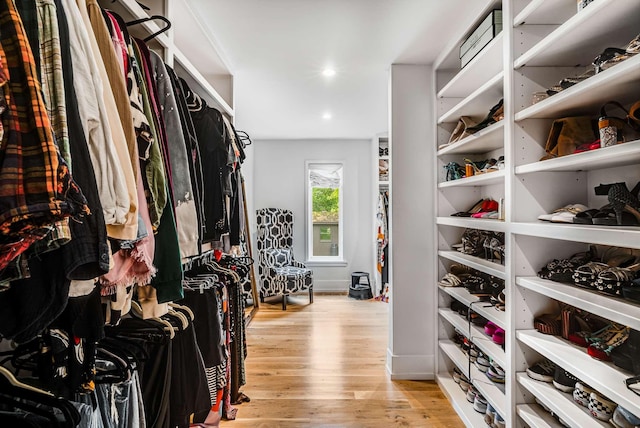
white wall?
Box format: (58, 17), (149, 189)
(387, 64), (435, 380)
(252, 139), (373, 292)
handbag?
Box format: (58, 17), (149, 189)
(540, 116), (598, 161)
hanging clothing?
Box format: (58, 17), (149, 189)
(149, 50), (199, 259)
(59, 0), (134, 238)
(0, 0), (88, 271)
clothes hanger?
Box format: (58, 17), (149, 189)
(168, 302), (194, 321)
(129, 301), (176, 339)
(125, 15), (171, 42)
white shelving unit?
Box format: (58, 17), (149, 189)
(100, 0), (234, 118)
(430, 1), (640, 427)
(437, 374), (488, 427)
(373, 135), (390, 296)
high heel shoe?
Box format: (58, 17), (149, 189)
(595, 182), (640, 225)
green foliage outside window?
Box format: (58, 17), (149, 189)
(312, 188), (339, 222)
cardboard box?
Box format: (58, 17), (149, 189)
(460, 10), (502, 67)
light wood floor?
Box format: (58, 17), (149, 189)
(221, 294), (464, 428)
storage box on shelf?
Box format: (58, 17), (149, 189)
(460, 9), (503, 68)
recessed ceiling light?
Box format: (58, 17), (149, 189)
(322, 68), (336, 77)
(322, 112), (332, 120)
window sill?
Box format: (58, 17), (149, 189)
(305, 260), (348, 267)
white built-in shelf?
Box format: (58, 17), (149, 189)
(438, 250), (506, 279)
(439, 308), (506, 368)
(511, 222), (640, 250)
(378, 180), (390, 188)
(517, 404), (562, 428)
(438, 217), (507, 233)
(439, 340), (507, 420)
(517, 277), (640, 332)
(438, 122), (504, 156)
(517, 373), (609, 428)
(438, 33), (504, 99)
(514, 0), (640, 68)
(439, 73), (503, 124)
(513, 0), (576, 26)
(105, 0), (170, 48)
(439, 170), (505, 188)
(516, 140), (640, 174)
(379, 156), (390, 161)
(436, 374), (487, 428)
(517, 330), (640, 417)
(440, 287), (507, 331)
(516, 54), (640, 120)
(173, 50), (234, 117)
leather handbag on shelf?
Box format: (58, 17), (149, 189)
(540, 116), (598, 161)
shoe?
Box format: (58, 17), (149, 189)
(451, 198), (486, 217)
(596, 182), (640, 226)
(526, 359), (556, 382)
(484, 321), (498, 336)
(492, 328), (505, 345)
(466, 386), (478, 403)
(588, 391), (617, 421)
(486, 362), (505, 384)
(466, 99), (504, 133)
(573, 382), (595, 407)
(552, 366), (578, 392)
(484, 404), (496, 426)
(611, 406), (640, 428)
(475, 353), (490, 373)
(473, 393), (487, 413)
(494, 413), (505, 428)
(452, 367), (464, 384)
(459, 377), (471, 392)
(538, 204), (589, 222)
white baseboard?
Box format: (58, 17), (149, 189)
(312, 280), (350, 292)
(386, 348), (435, 380)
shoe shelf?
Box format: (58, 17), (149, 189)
(438, 72), (503, 124)
(517, 277), (640, 332)
(517, 404), (563, 428)
(515, 54), (640, 121)
(513, 0), (576, 26)
(439, 340), (507, 420)
(515, 140), (640, 175)
(439, 250), (506, 279)
(436, 374), (488, 428)
(440, 287), (507, 330)
(438, 33), (504, 100)
(438, 217), (507, 233)
(517, 330), (640, 417)
(511, 222), (640, 250)
(439, 170), (505, 188)
(517, 373), (609, 428)
(439, 307), (506, 368)
(438, 122), (504, 156)
(514, 0), (640, 68)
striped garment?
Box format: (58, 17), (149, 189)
(0, 0), (88, 269)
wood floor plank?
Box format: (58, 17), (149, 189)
(221, 295), (463, 427)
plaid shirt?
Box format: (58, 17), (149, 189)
(0, 0), (88, 269)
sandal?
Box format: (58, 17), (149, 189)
(439, 272), (464, 287)
(573, 262), (610, 288)
(587, 324), (630, 361)
(596, 263), (640, 296)
(451, 199), (486, 217)
(534, 313), (561, 335)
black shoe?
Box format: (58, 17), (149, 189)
(552, 366), (578, 392)
(526, 359), (556, 382)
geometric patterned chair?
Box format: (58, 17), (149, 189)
(256, 208), (313, 310)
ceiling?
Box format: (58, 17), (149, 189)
(190, 0), (487, 140)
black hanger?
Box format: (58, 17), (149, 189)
(236, 130), (252, 146)
(125, 15), (171, 42)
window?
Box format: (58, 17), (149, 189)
(306, 162), (343, 261)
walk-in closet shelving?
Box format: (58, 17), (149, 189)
(373, 135), (390, 295)
(432, 0), (640, 426)
(100, 0), (235, 117)
(516, 373), (609, 428)
(440, 288), (507, 331)
(516, 404), (562, 428)
(438, 374), (489, 427)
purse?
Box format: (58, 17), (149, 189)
(540, 116), (598, 161)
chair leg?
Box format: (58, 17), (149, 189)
(309, 286), (313, 304)
(282, 295), (287, 310)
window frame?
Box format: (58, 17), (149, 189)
(305, 160), (345, 264)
